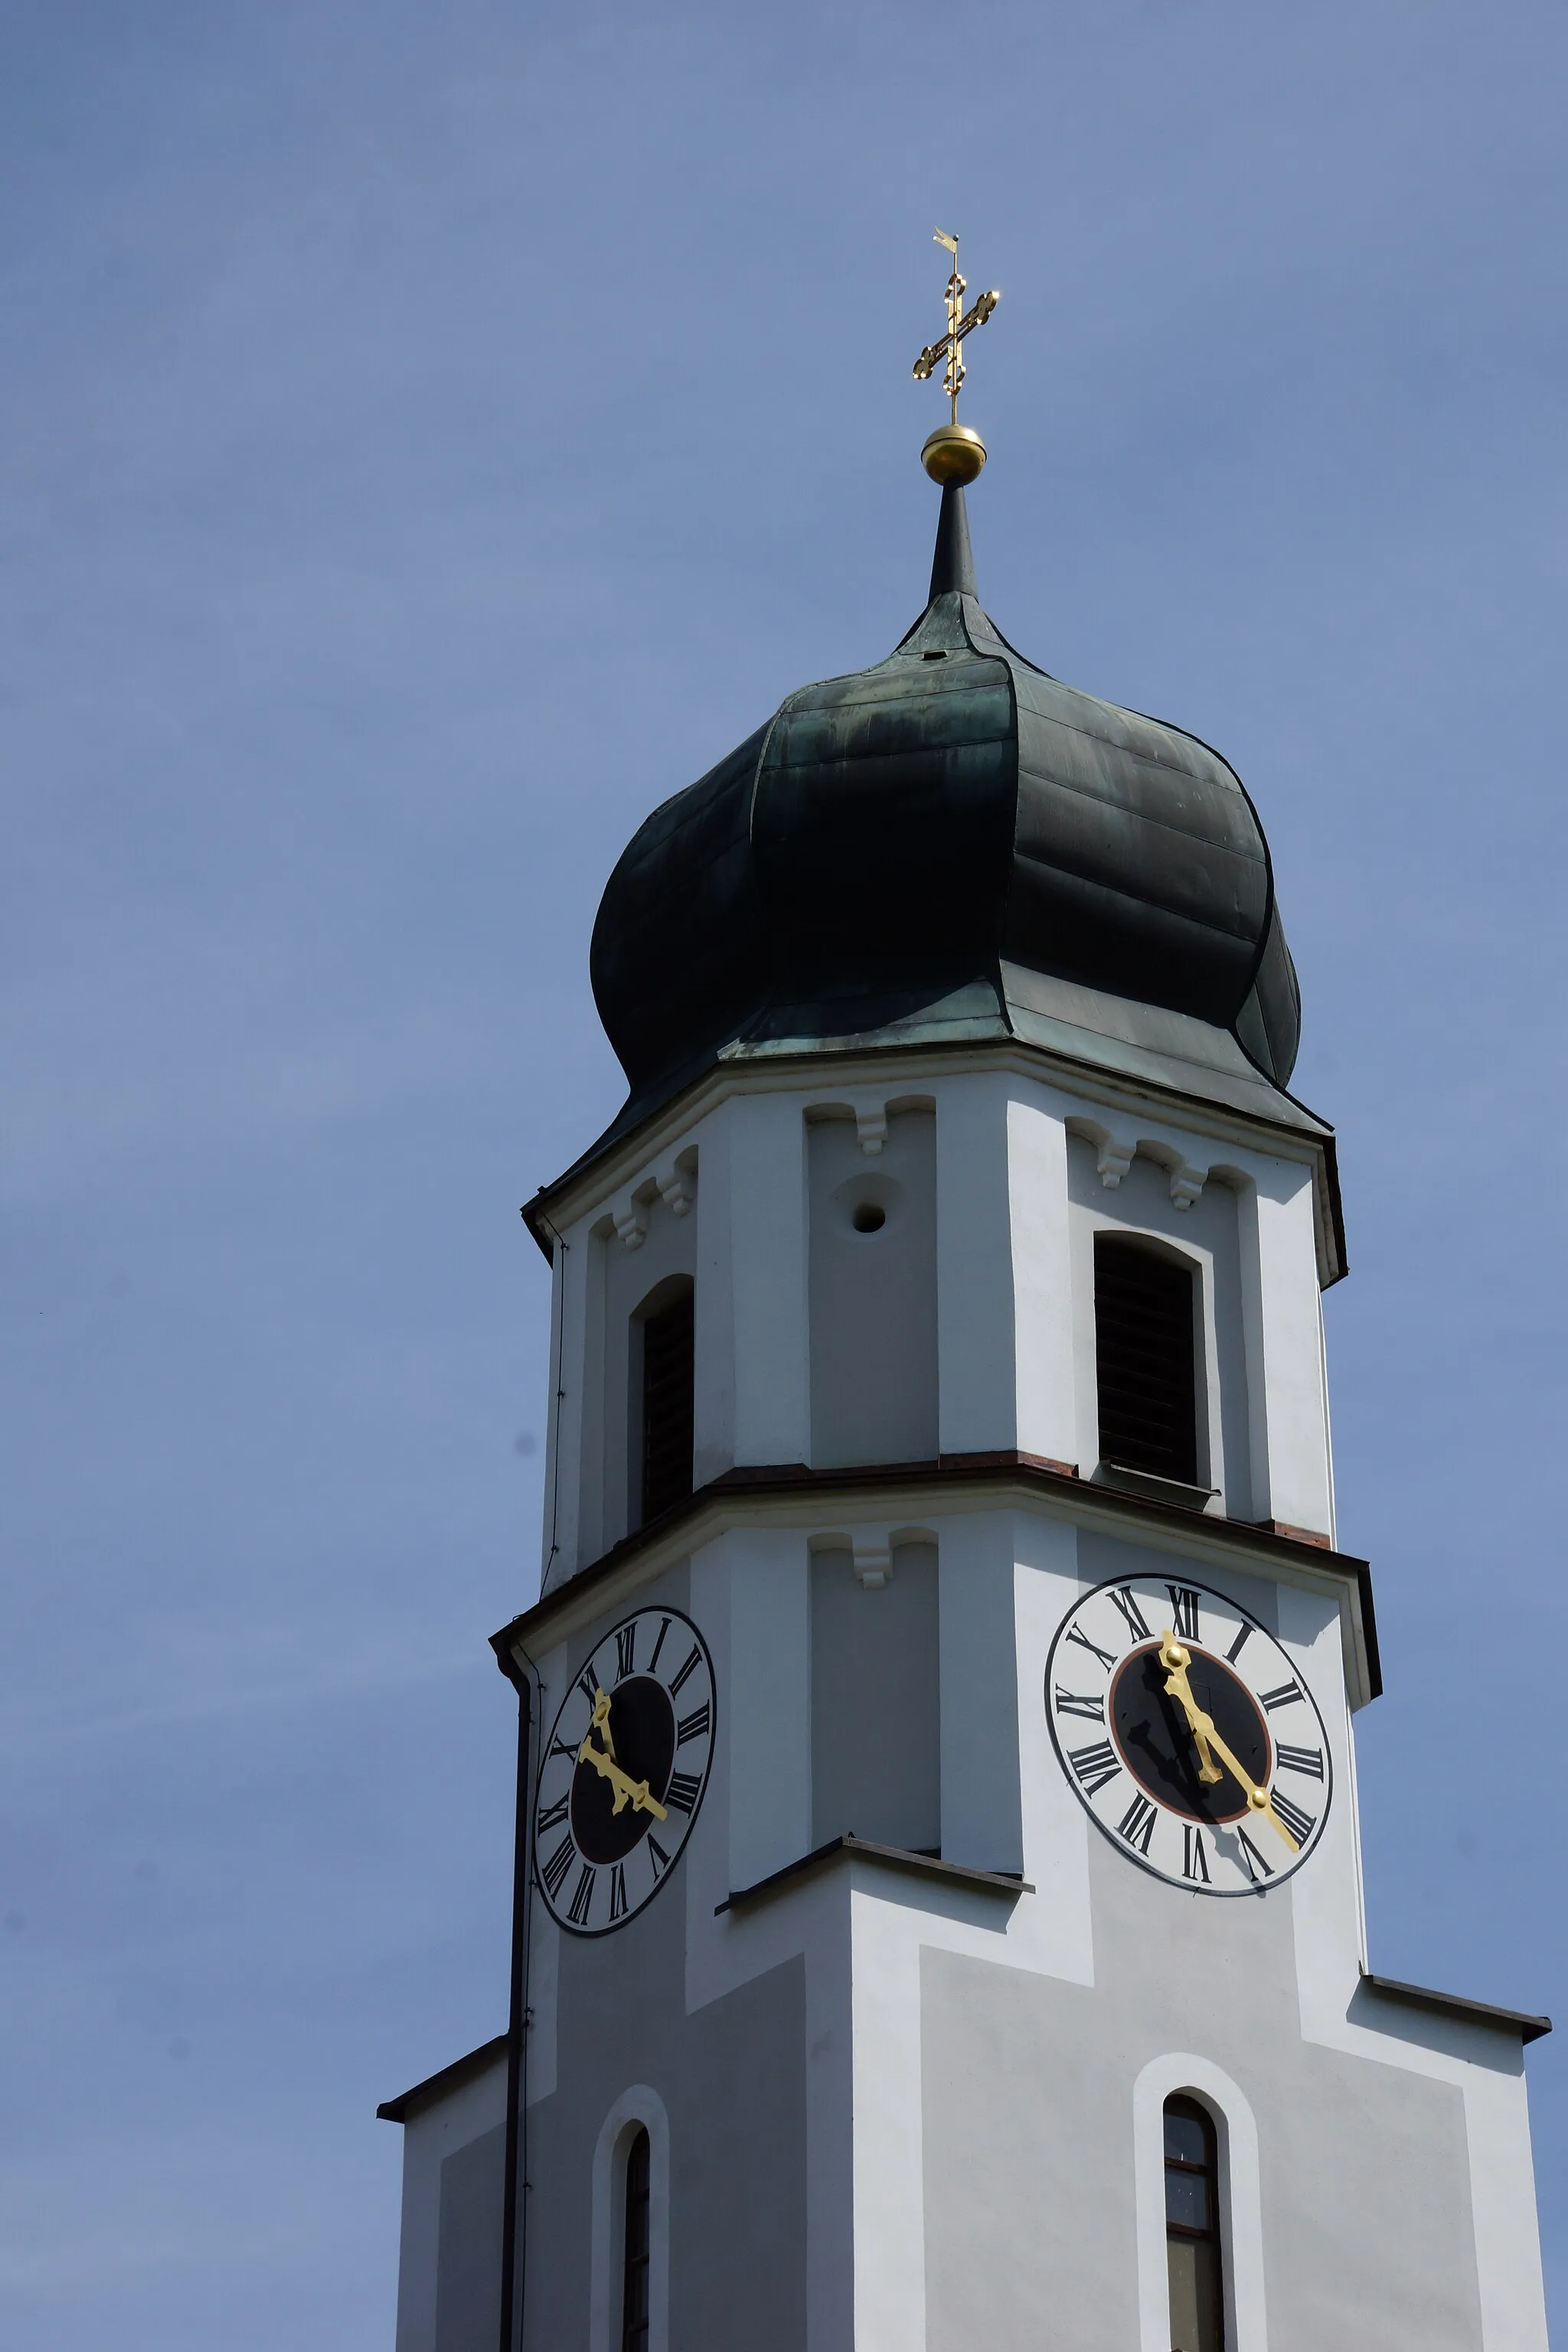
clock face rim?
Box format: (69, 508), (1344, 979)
(533, 1605), (716, 1938)
(1045, 1573), (1333, 1898)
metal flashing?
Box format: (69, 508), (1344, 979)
(717, 1832), (1031, 1916)
(375, 2032), (508, 2125)
(1361, 1973), (1551, 2045)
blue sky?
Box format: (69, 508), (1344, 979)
(2, 2), (1566, 2342)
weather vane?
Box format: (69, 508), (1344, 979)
(913, 229), (999, 485)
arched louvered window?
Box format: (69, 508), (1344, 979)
(1165, 2095), (1223, 2352)
(1093, 1235), (1198, 1487)
(619, 2124), (652, 2352)
(637, 1281), (694, 1526)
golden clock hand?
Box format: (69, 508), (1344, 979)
(1158, 1634), (1223, 1785)
(586, 1685), (617, 1761)
(1158, 1636), (1298, 1851)
(574, 1736), (669, 1822)
(1198, 1721), (1298, 1851)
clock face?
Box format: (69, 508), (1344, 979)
(533, 1606), (716, 1936)
(1046, 1573), (1331, 1896)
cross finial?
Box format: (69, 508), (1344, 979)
(913, 230), (999, 485)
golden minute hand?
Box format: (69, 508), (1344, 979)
(575, 1736), (669, 1822)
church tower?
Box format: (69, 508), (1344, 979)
(378, 267), (1551, 2352)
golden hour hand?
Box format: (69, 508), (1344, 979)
(577, 1688), (668, 1821)
(1158, 1634), (1298, 1852)
(1158, 1633), (1222, 1785)
(585, 1686), (617, 1759)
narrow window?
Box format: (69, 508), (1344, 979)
(1165, 2096), (1223, 2352)
(1094, 1235), (1198, 1485)
(620, 2125), (652, 2352)
(639, 1285), (694, 1524)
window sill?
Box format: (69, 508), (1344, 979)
(1093, 1460), (1218, 1514)
(717, 1834), (1032, 1916)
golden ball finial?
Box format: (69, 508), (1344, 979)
(921, 421), (987, 486)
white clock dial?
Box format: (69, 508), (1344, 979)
(534, 1606), (715, 1936)
(1046, 1573), (1331, 1896)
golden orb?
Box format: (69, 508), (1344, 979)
(921, 421), (987, 486)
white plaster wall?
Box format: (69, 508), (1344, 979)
(391, 2056), (508, 2352)
(812, 1540), (940, 1851)
(726, 1092), (810, 1466)
(541, 1212), (591, 1589)
(937, 1511), (1025, 1878)
(933, 1070), (1018, 1455)
(1007, 1088), (1077, 1465)
(1237, 1163), (1334, 1536)
(1285, 1576), (1549, 2352)
(724, 1525), (812, 1890)
(809, 1106), (938, 1467)
(684, 1535), (856, 2352)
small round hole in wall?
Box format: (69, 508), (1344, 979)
(851, 1201), (887, 1234)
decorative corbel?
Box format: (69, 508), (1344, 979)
(612, 1195), (648, 1250)
(655, 1148), (697, 1217)
(1096, 1135), (1135, 1189)
(851, 1533), (893, 1589)
(854, 1103), (889, 1156)
(1168, 1162), (1207, 1211)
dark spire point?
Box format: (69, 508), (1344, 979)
(927, 483), (977, 602)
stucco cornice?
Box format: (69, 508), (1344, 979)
(522, 1035), (1346, 1287)
(492, 1452), (1379, 1708)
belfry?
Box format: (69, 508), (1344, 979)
(379, 243), (1550, 2352)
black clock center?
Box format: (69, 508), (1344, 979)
(1109, 1644), (1270, 1824)
(570, 1674), (678, 1865)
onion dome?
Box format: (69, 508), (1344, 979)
(589, 485), (1303, 1148)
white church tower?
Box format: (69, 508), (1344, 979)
(378, 420), (1551, 2352)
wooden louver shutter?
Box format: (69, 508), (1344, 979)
(640, 1289), (694, 1524)
(1093, 1236), (1198, 1486)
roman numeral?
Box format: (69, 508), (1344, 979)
(567, 1866), (596, 1926)
(1066, 1623), (1118, 1673)
(1183, 1824), (1211, 1883)
(609, 1864), (629, 1922)
(669, 1645), (703, 1697)
(540, 1833), (575, 1900)
(1259, 1679), (1303, 1713)
(1236, 1828), (1274, 1883)
(1110, 1586), (1152, 1643)
(1054, 1687), (1106, 1723)
(1275, 1743), (1324, 1780)
(547, 1735), (578, 1764)
(647, 1835), (671, 1877)
(1116, 1792), (1158, 1855)
(1225, 1623), (1253, 1666)
(676, 1701), (711, 1747)
(536, 1795), (570, 1836)
(1068, 1740), (1122, 1797)
(577, 1663), (601, 1706)
(647, 1616), (671, 1674)
(1270, 1789), (1316, 1847)
(615, 1625), (636, 1683)
(665, 1772), (702, 1814)
(1166, 1585), (1201, 1641)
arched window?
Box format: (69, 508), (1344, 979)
(1093, 1234), (1198, 1486)
(1165, 2095), (1223, 2352)
(620, 2125), (652, 2352)
(635, 1281), (694, 1525)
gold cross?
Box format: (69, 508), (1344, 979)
(913, 230), (999, 423)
